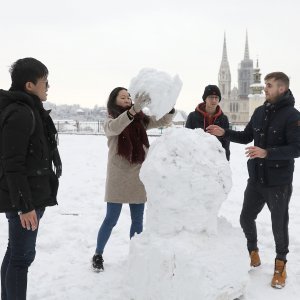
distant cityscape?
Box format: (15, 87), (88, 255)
(45, 101), (187, 122)
(44, 102), (108, 121)
(44, 101), (187, 135)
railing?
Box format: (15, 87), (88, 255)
(54, 120), (167, 136)
(54, 120), (105, 134)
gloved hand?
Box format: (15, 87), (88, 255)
(52, 148), (62, 178)
(133, 92), (151, 113)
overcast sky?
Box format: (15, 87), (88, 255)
(1, 0), (299, 112)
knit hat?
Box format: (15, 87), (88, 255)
(202, 85), (221, 101)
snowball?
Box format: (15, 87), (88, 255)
(128, 68), (182, 119)
(141, 128), (232, 236)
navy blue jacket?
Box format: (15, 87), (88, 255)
(224, 90), (300, 186)
(186, 104), (230, 160)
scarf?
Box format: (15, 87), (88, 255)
(117, 110), (150, 164)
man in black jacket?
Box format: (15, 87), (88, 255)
(207, 72), (300, 289)
(186, 85), (230, 160)
(0, 58), (62, 299)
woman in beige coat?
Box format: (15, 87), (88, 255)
(92, 87), (175, 272)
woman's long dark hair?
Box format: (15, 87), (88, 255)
(107, 87), (150, 126)
(107, 87), (128, 118)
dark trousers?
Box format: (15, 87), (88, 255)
(1, 209), (44, 300)
(96, 203), (145, 255)
(240, 181), (292, 261)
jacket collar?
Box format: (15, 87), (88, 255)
(264, 89), (295, 111)
(195, 102), (223, 118)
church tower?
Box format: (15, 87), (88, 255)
(250, 59), (264, 95)
(249, 59), (265, 118)
(218, 33), (231, 99)
(238, 31), (253, 99)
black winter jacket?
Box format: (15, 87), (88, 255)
(186, 104), (230, 160)
(224, 90), (300, 186)
(0, 90), (60, 213)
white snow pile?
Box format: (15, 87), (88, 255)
(127, 128), (249, 300)
(128, 68), (182, 119)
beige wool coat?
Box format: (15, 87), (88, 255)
(104, 111), (174, 204)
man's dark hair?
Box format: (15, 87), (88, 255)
(264, 72), (290, 89)
(107, 87), (129, 118)
(9, 57), (48, 91)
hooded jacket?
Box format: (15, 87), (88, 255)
(0, 89), (59, 212)
(224, 90), (300, 186)
(186, 102), (230, 160)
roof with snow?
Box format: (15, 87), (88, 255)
(173, 111), (186, 122)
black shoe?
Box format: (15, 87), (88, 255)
(92, 254), (104, 272)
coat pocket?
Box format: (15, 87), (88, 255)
(265, 160), (293, 185)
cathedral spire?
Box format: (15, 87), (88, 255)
(222, 32), (228, 63)
(244, 30), (250, 60)
(218, 32), (231, 99)
(238, 30), (253, 98)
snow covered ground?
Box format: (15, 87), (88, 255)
(1, 133), (300, 299)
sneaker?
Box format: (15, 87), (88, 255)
(92, 254), (104, 272)
(249, 250), (261, 267)
(271, 259), (287, 289)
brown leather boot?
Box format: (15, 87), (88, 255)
(271, 259), (287, 288)
(249, 250), (261, 267)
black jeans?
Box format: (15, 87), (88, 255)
(1, 208), (45, 300)
(240, 181), (292, 261)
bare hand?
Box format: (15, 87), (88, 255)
(245, 146), (267, 159)
(206, 125), (225, 136)
(19, 210), (38, 231)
